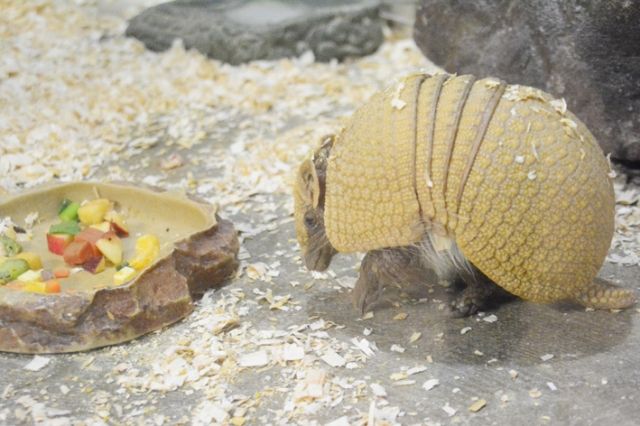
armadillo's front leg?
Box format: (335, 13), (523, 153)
(352, 246), (427, 314)
(450, 267), (514, 317)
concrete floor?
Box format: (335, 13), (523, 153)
(1, 118), (639, 426)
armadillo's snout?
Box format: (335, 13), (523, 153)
(304, 245), (337, 272)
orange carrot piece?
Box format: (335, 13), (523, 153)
(45, 281), (61, 293)
(53, 267), (70, 279)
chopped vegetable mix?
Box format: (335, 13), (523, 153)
(1, 197), (158, 293)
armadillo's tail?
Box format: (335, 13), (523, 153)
(573, 277), (637, 310)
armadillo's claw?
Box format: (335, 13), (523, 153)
(450, 295), (482, 318)
(352, 246), (438, 314)
(352, 284), (385, 316)
(352, 267), (385, 315)
(449, 273), (513, 317)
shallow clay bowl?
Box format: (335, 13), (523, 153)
(0, 182), (239, 354)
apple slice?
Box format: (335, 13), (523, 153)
(104, 210), (129, 237)
(63, 240), (94, 265)
(90, 222), (112, 233)
(95, 232), (123, 265)
(47, 233), (74, 255)
(75, 228), (105, 257)
(78, 199), (111, 225)
(82, 256), (106, 274)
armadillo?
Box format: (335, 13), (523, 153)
(293, 73), (636, 314)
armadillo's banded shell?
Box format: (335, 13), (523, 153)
(324, 75), (426, 252)
(324, 73), (615, 303)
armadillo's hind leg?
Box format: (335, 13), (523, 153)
(450, 266), (515, 317)
(352, 246), (427, 314)
(572, 277), (636, 310)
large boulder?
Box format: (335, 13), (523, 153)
(414, 0), (640, 164)
(126, 0), (384, 65)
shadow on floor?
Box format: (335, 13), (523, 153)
(309, 284), (634, 366)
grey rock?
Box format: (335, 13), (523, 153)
(126, 0), (384, 65)
(413, 0), (640, 164)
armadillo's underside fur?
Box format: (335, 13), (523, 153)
(324, 73), (635, 309)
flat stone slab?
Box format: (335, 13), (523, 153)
(414, 0), (640, 164)
(126, 0), (384, 64)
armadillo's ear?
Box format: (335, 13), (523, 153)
(297, 158), (320, 208)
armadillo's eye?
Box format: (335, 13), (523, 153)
(304, 213), (316, 227)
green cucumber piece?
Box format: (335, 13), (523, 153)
(58, 198), (72, 214)
(59, 201), (81, 222)
(49, 221), (81, 235)
(0, 235), (22, 257)
(0, 259), (29, 285)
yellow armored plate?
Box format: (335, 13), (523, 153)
(454, 85), (615, 302)
(325, 74), (427, 252)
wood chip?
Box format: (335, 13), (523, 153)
(23, 356), (50, 372)
(326, 416), (350, 426)
(422, 379), (440, 391)
(294, 369), (326, 401)
(238, 350), (269, 367)
(351, 337), (376, 357)
(468, 399), (487, 412)
(390, 344), (405, 353)
(407, 366), (427, 376)
(442, 403), (457, 417)
(321, 349), (346, 368)
(393, 312), (408, 321)
(282, 344), (305, 361)
(370, 383), (387, 397)
(482, 314), (498, 323)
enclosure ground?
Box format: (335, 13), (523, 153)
(1, 1), (639, 425)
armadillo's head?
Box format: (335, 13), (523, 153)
(293, 136), (337, 271)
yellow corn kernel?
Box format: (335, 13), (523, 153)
(129, 235), (160, 271)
